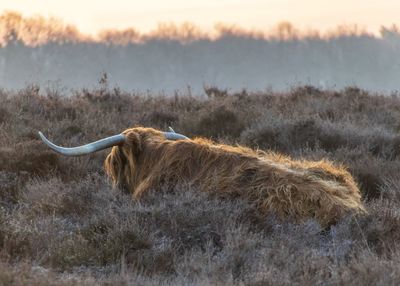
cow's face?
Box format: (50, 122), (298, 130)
(104, 143), (135, 194)
(103, 127), (170, 193)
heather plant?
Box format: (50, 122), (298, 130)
(1, 85), (400, 284)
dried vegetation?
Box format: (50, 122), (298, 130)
(1, 85), (400, 284)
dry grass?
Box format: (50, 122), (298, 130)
(1, 85), (400, 284)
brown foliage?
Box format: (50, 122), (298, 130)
(1, 85), (400, 284)
(0, 11), (388, 47)
(0, 141), (61, 176)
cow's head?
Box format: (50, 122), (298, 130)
(39, 127), (189, 193)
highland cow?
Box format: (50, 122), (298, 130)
(39, 127), (366, 227)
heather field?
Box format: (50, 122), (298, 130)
(2, 85), (400, 285)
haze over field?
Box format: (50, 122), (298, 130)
(0, 11), (399, 93)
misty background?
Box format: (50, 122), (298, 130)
(1, 12), (400, 94)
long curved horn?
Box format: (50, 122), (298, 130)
(163, 132), (189, 140)
(38, 132), (126, 156)
(39, 129), (188, 156)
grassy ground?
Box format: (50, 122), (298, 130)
(1, 85), (400, 285)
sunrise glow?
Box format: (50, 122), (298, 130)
(0, 0), (399, 35)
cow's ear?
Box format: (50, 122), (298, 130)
(123, 130), (142, 156)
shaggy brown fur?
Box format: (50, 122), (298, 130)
(104, 127), (366, 227)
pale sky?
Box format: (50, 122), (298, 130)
(0, 0), (399, 35)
